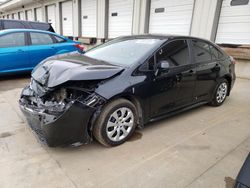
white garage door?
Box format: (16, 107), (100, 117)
(26, 10), (32, 21)
(35, 8), (42, 22)
(61, 1), (73, 36)
(216, 0), (250, 45)
(47, 4), (56, 30)
(13, 13), (18, 20)
(149, 0), (194, 35)
(108, 0), (134, 38)
(81, 0), (97, 37)
(19, 12), (25, 20)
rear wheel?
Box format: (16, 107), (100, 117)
(210, 79), (228, 106)
(93, 99), (138, 147)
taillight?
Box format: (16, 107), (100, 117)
(74, 44), (84, 52)
(230, 56), (236, 65)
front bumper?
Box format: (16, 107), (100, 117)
(19, 99), (95, 147)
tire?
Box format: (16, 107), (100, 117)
(210, 79), (229, 106)
(93, 98), (138, 147)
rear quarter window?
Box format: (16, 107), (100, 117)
(210, 45), (225, 60)
(54, 35), (66, 43)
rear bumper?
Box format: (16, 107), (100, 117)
(19, 100), (95, 147)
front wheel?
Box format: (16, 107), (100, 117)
(210, 79), (229, 106)
(93, 99), (138, 147)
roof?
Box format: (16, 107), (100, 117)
(0, 19), (49, 25)
(0, 29), (61, 37)
(118, 34), (209, 41)
(116, 34), (216, 45)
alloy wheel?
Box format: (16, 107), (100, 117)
(106, 107), (134, 142)
(216, 82), (228, 103)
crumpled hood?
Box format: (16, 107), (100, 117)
(31, 53), (124, 88)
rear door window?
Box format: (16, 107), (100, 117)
(3, 20), (25, 29)
(0, 32), (25, 48)
(30, 32), (54, 45)
(192, 40), (212, 63)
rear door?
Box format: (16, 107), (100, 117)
(0, 32), (30, 73)
(190, 40), (221, 102)
(28, 32), (56, 67)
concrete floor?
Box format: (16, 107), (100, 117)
(0, 76), (250, 188)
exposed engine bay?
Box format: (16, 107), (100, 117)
(20, 78), (106, 115)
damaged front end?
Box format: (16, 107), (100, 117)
(19, 78), (106, 147)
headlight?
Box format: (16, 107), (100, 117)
(84, 94), (106, 107)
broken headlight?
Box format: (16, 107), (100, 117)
(84, 93), (106, 107)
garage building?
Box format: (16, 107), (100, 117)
(0, 0), (249, 46)
(0, 0), (250, 79)
(216, 0), (250, 45)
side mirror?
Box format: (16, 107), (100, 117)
(154, 60), (170, 76)
(159, 60), (170, 69)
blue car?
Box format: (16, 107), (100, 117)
(0, 29), (84, 75)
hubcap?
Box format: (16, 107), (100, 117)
(216, 82), (227, 103)
(106, 107), (134, 142)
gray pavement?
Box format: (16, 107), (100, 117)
(0, 76), (249, 188)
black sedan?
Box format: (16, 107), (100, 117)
(234, 153), (250, 188)
(19, 35), (236, 147)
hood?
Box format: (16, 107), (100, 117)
(32, 53), (124, 88)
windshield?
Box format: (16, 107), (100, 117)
(84, 38), (165, 66)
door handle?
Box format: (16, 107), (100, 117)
(182, 69), (196, 76)
(188, 69), (195, 75)
(176, 74), (182, 82)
